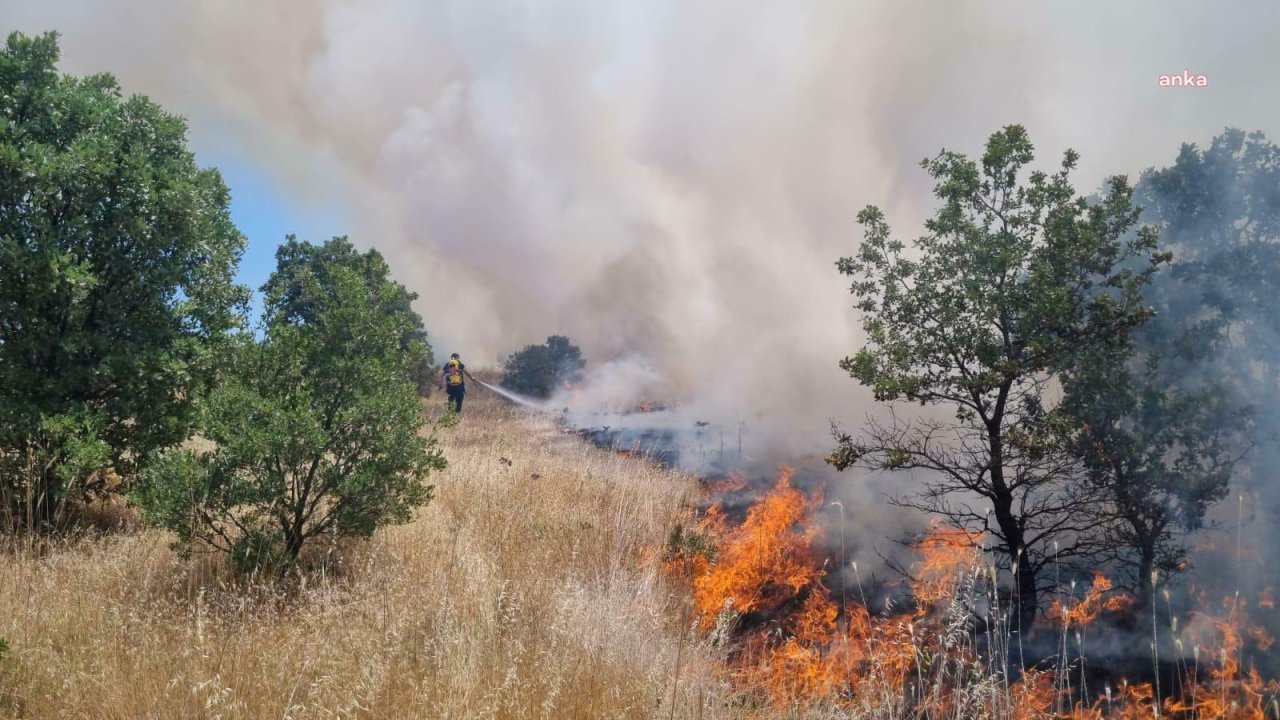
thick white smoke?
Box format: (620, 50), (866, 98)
(4, 0), (1279, 441)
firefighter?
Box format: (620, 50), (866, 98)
(439, 353), (476, 415)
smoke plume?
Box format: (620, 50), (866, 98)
(5, 1), (1279, 598)
(5, 0), (1278, 428)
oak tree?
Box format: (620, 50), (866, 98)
(829, 126), (1164, 629)
(0, 32), (246, 527)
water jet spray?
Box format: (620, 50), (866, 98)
(475, 379), (546, 410)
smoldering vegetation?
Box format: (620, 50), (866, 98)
(555, 127), (1280, 715)
(7, 0), (1277, 608)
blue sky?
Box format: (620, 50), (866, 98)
(212, 156), (350, 324)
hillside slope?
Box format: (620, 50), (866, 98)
(0, 392), (731, 719)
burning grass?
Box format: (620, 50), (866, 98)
(2, 397), (1277, 718)
(669, 468), (1280, 718)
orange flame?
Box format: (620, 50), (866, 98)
(1247, 624), (1275, 653)
(692, 467), (821, 623)
(615, 439), (643, 458)
(1012, 672), (1056, 720)
(701, 469), (749, 494)
(910, 522), (981, 608)
(1047, 572), (1134, 629)
(671, 466), (1280, 715)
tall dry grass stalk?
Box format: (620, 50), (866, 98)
(0, 393), (734, 719)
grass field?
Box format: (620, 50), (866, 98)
(0, 392), (735, 719)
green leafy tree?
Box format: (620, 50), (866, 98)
(1134, 128), (1279, 479)
(1061, 348), (1251, 608)
(829, 126), (1165, 630)
(133, 240), (444, 568)
(262, 235), (435, 392)
(501, 335), (585, 399)
(1055, 129), (1274, 611)
(1136, 129), (1279, 362)
(0, 32), (247, 527)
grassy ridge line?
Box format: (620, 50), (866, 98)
(0, 393), (733, 719)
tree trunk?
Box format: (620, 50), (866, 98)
(283, 525), (305, 565)
(989, 412), (1039, 633)
(1135, 544), (1156, 613)
(993, 494), (1038, 632)
(3, 465), (62, 531)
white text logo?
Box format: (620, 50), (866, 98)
(1158, 70), (1208, 87)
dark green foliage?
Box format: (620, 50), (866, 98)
(1133, 129), (1279, 464)
(666, 521), (718, 564)
(831, 125), (1164, 628)
(0, 32), (247, 527)
(262, 235), (435, 391)
(1136, 129), (1279, 355)
(1059, 129), (1275, 604)
(133, 240), (445, 569)
(1062, 349), (1250, 605)
(501, 335), (585, 399)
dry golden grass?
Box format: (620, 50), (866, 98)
(0, 392), (736, 719)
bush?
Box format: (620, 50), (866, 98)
(263, 236), (435, 395)
(133, 239), (445, 569)
(500, 335), (585, 399)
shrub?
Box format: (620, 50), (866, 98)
(133, 240), (444, 569)
(500, 335), (585, 399)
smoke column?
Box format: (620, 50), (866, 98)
(4, 1), (1279, 586)
(4, 0), (1278, 433)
